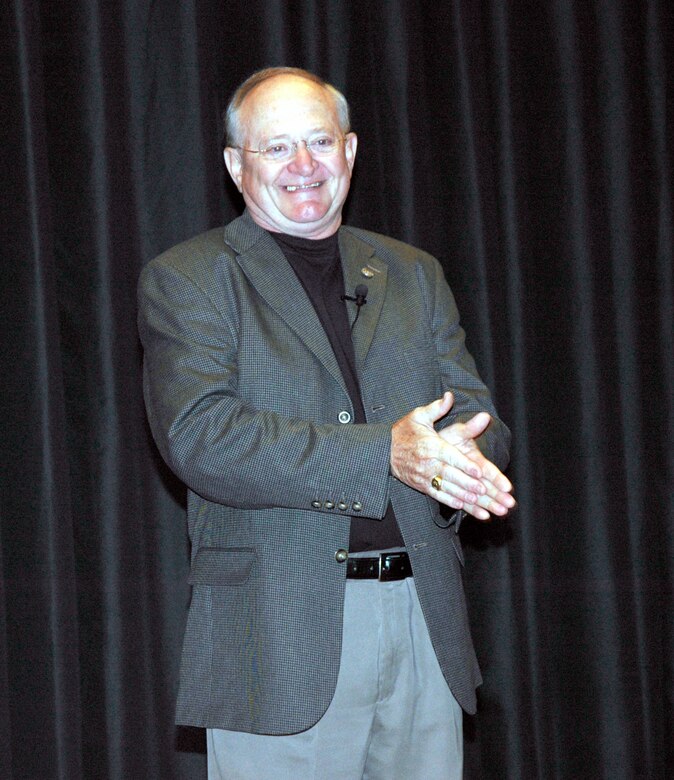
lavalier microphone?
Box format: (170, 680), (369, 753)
(341, 285), (368, 332)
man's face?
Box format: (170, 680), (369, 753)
(224, 76), (357, 239)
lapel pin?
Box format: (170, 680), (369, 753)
(361, 267), (375, 278)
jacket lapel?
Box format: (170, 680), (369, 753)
(224, 213), (348, 393)
(339, 228), (388, 373)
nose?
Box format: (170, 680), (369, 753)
(288, 141), (318, 175)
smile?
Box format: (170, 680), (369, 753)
(284, 182), (322, 192)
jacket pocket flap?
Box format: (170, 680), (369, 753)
(188, 547), (257, 586)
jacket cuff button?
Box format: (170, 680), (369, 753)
(325, 500), (335, 509)
(352, 501), (362, 512)
(337, 501), (348, 511)
(311, 500), (322, 509)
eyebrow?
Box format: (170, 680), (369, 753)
(259, 127), (336, 143)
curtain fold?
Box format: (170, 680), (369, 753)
(2, 0), (671, 777)
(2, 1), (83, 778)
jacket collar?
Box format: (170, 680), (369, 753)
(338, 227), (388, 373)
(224, 211), (387, 382)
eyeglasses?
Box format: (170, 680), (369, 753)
(237, 134), (346, 162)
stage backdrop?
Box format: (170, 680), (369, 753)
(2, 1), (672, 778)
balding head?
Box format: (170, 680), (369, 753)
(224, 67), (351, 148)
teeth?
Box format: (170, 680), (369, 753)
(286, 182), (321, 192)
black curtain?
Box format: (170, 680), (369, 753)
(2, 1), (672, 778)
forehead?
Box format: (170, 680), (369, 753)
(239, 76), (340, 140)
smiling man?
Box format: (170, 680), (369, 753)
(223, 73), (357, 238)
(138, 67), (514, 779)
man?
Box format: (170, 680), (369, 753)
(138, 67), (514, 779)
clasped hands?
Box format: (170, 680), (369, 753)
(390, 391), (515, 521)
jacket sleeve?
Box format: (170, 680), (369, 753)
(137, 253), (392, 518)
(423, 255), (511, 471)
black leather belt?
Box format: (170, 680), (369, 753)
(346, 551), (413, 581)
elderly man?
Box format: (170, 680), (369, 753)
(139, 67), (514, 779)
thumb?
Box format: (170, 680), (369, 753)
(460, 411), (492, 439)
(415, 391), (454, 426)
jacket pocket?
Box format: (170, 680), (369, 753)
(188, 547), (257, 586)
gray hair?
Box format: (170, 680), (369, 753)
(223, 67), (351, 148)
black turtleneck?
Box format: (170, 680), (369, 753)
(271, 231), (404, 552)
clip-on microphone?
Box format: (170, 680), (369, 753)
(341, 284), (368, 331)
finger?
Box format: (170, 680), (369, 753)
(431, 491), (465, 512)
(478, 496), (510, 515)
(480, 479), (516, 508)
(430, 467), (485, 504)
(431, 481), (479, 506)
(440, 490), (514, 521)
(414, 392), (455, 427)
(463, 482), (516, 520)
(458, 411), (492, 440)
(473, 486), (516, 515)
(463, 451), (513, 493)
(435, 441), (484, 480)
(438, 412), (491, 445)
(461, 501), (492, 521)
(472, 458), (513, 493)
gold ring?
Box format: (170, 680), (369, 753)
(431, 474), (442, 491)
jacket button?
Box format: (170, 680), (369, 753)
(352, 501), (363, 512)
(325, 500), (335, 510)
(338, 411), (351, 424)
(337, 501), (348, 511)
(311, 500), (322, 509)
(335, 549), (348, 563)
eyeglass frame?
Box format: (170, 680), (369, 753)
(233, 133), (349, 162)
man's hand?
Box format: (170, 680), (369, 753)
(390, 392), (515, 521)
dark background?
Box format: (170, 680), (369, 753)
(2, 1), (672, 778)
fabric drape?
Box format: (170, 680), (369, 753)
(2, 1), (671, 777)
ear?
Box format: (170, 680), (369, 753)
(223, 147), (243, 193)
(344, 132), (358, 174)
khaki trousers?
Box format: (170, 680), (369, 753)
(208, 573), (463, 780)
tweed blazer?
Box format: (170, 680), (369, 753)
(138, 211), (510, 734)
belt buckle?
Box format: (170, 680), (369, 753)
(378, 552), (404, 581)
